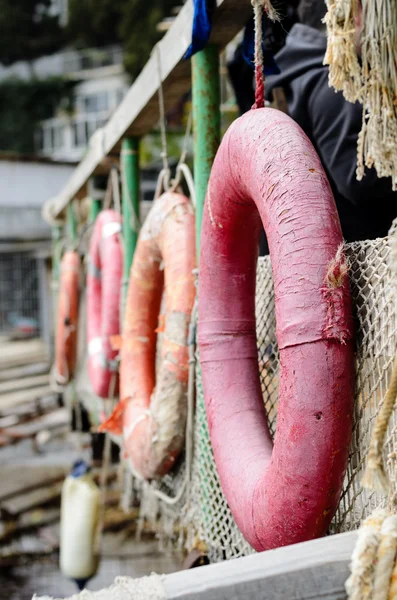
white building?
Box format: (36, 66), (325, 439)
(35, 46), (129, 162)
(0, 155), (75, 342)
(0, 0), (129, 163)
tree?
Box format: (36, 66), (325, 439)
(0, 0), (65, 66)
(67, 0), (180, 79)
(0, 77), (75, 153)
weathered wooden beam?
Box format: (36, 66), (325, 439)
(34, 532), (357, 600)
(0, 483), (62, 517)
(0, 465), (68, 502)
(45, 0), (252, 220)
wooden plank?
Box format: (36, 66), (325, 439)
(4, 407), (69, 439)
(0, 465), (68, 502)
(1, 483), (62, 517)
(0, 385), (55, 414)
(0, 374), (49, 395)
(46, 0), (252, 219)
(0, 339), (48, 370)
(167, 531), (357, 600)
(0, 394), (58, 419)
(0, 362), (49, 383)
(34, 532), (357, 600)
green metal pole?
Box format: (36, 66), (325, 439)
(192, 45), (221, 257)
(121, 137), (140, 286)
(67, 201), (78, 244)
(192, 46), (221, 534)
(89, 198), (102, 224)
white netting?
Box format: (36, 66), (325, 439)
(33, 574), (167, 600)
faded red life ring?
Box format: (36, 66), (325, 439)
(55, 251), (80, 385)
(100, 192), (196, 479)
(87, 209), (123, 398)
(198, 108), (355, 552)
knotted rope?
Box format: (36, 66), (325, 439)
(346, 510), (397, 599)
(251, 0), (279, 109)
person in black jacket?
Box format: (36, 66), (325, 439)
(266, 0), (397, 242)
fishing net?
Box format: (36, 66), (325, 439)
(324, 0), (397, 189)
(34, 574), (167, 600)
(76, 232), (397, 563)
(185, 234), (397, 561)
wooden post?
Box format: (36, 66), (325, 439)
(192, 45), (221, 257)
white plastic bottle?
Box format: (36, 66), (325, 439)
(60, 460), (100, 587)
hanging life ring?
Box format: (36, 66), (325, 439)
(87, 209), (123, 398)
(198, 108), (355, 552)
(100, 192), (196, 479)
(55, 251), (80, 385)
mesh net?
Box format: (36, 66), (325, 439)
(185, 235), (397, 560)
(78, 233), (397, 563)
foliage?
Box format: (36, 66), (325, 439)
(67, 0), (180, 78)
(0, 0), (65, 66)
(0, 77), (75, 153)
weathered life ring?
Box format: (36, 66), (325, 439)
(87, 209), (123, 398)
(100, 192), (196, 479)
(55, 251), (80, 385)
(198, 108), (355, 552)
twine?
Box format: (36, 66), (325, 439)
(324, 0), (397, 189)
(346, 510), (397, 599)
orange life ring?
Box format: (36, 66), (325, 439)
(55, 251), (80, 385)
(87, 209), (123, 398)
(100, 192), (196, 479)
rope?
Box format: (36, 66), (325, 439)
(362, 356), (397, 494)
(251, 0), (279, 110)
(104, 167), (121, 213)
(155, 45), (171, 192)
(175, 163), (196, 210)
(168, 110), (196, 209)
(95, 371), (117, 554)
(42, 201), (65, 227)
(346, 509), (397, 600)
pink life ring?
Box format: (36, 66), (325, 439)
(87, 209), (123, 398)
(198, 108), (355, 552)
